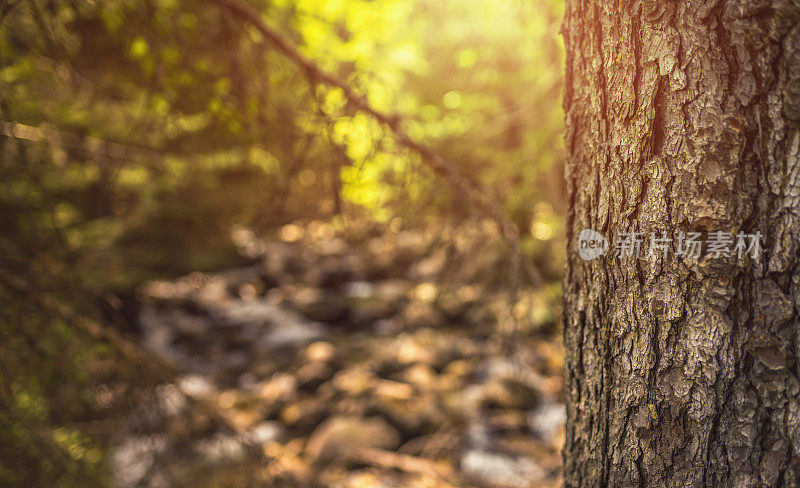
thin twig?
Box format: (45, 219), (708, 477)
(0, 0), (21, 24)
(215, 0), (549, 299)
(0, 120), (166, 167)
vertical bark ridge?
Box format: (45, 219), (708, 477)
(562, 0), (800, 486)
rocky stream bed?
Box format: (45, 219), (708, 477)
(111, 222), (565, 488)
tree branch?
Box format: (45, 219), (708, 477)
(215, 0), (549, 295)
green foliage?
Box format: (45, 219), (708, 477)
(0, 285), (110, 487)
(0, 0), (564, 485)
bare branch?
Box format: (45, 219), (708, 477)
(215, 0), (549, 296)
(0, 120), (166, 166)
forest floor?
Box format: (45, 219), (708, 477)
(109, 221), (565, 488)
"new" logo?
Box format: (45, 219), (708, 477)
(578, 229), (607, 260)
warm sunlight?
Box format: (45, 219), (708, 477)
(4, 0), (799, 487)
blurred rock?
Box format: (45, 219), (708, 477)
(482, 377), (539, 411)
(251, 420), (285, 444)
(444, 359), (474, 379)
(306, 416), (400, 465)
(138, 306), (180, 363)
(401, 300), (445, 329)
(375, 279), (412, 301)
(311, 235), (346, 257)
(461, 449), (543, 488)
(230, 226), (267, 259)
(393, 332), (437, 366)
(410, 249), (448, 279)
(220, 350), (249, 371)
(412, 282), (439, 302)
(402, 363), (436, 390)
(214, 299), (284, 327)
(261, 319), (326, 349)
(178, 374), (216, 398)
(283, 285), (349, 322)
(374, 317), (403, 335)
(112, 435), (169, 488)
(304, 341), (336, 362)
(332, 367), (375, 395)
(154, 384), (188, 417)
(169, 309), (212, 338)
(528, 402), (566, 448)
(303, 255), (352, 287)
(280, 397), (329, 432)
(296, 361), (334, 391)
(196, 432), (246, 464)
(374, 379), (415, 401)
(348, 295), (398, 324)
(259, 241), (296, 285)
(395, 230), (430, 258)
(257, 373), (297, 405)
(344, 281), (375, 298)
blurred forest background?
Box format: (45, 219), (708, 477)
(0, 0), (566, 487)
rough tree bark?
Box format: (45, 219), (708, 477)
(561, 1), (800, 486)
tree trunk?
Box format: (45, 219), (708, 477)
(561, 1), (800, 487)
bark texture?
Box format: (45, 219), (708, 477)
(562, 0), (800, 486)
